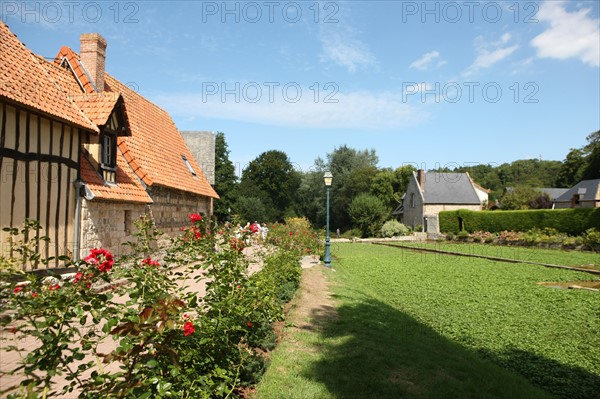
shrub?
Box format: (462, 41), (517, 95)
(380, 220), (410, 237)
(583, 228), (600, 252)
(439, 208), (600, 236)
(456, 230), (470, 241)
(348, 193), (389, 238)
(0, 216), (306, 398)
(341, 228), (363, 239)
(266, 217), (321, 258)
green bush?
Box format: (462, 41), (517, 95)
(1, 216), (306, 398)
(348, 193), (389, 237)
(380, 220), (410, 237)
(583, 228), (600, 251)
(341, 228), (363, 239)
(439, 208), (600, 236)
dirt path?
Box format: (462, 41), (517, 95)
(288, 258), (338, 332)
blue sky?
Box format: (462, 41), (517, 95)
(3, 1), (599, 175)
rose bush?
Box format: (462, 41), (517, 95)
(1, 215), (304, 398)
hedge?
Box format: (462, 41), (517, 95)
(439, 208), (600, 235)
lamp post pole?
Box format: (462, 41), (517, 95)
(323, 171), (333, 267)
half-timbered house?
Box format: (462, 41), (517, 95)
(0, 22), (219, 269)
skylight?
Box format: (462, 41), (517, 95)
(181, 155), (197, 176)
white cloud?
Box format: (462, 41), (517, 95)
(154, 87), (426, 130)
(531, 1), (600, 67)
(409, 51), (447, 71)
(463, 34), (519, 77)
(317, 5), (377, 73)
(319, 31), (377, 72)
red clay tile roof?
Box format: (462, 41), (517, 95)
(80, 151), (152, 204)
(0, 21), (98, 132)
(72, 92), (121, 126)
(104, 75), (219, 199)
(54, 46), (95, 94)
(1, 21), (218, 201)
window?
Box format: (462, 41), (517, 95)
(181, 155), (197, 176)
(102, 133), (115, 166)
(100, 132), (117, 184)
(410, 193), (415, 208)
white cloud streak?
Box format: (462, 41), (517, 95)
(409, 50), (446, 71)
(463, 33), (519, 77)
(154, 87), (426, 130)
(319, 31), (377, 72)
(531, 1), (600, 67)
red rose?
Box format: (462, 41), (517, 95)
(73, 271), (84, 283)
(13, 286), (22, 294)
(189, 213), (202, 223)
(85, 248), (114, 273)
(141, 257), (159, 267)
(49, 284), (61, 291)
(289, 232), (293, 236)
(31, 292), (38, 298)
(183, 321), (195, 336)
(246, 321), (253, 328)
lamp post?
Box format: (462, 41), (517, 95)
(323, 171), (333, 267)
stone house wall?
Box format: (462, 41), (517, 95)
(402, 178), (425, 230)
(80, 200), (148, 258)
(146, 185), (212, 234)
(80, 186), (212, 258)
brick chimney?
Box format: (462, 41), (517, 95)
(417, 169), (425, 191)
(79, 33), (107, 92)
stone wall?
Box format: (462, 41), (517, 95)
(80, 199), (148, 258)
(180, 131), (215, 185)
(402, 178), (425, 230)
(146, 185), (211, 234)
(80, 187), (212, 258)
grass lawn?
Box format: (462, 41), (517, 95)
(255, 243), (600, 399)
(387, 241), (600, 270)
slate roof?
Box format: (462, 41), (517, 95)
(417, 172), (481, 204)
(554, 179), (600, 203)
(539, 188), (569, 201)
(0, 22), (98, 132)
(505, 187), (569, 201)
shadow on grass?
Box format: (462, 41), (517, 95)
(303, 296), (599, 399)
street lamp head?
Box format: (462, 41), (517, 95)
(323, 171), (333, 187)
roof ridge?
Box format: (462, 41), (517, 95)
(117, 139), (153, 186)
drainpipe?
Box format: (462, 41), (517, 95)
(73, 179), (84, 261)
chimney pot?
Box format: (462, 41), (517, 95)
(79, 33), (107, 93)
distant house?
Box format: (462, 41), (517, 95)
(553, 179), (600, 209)
(394, 170), (488, 233)
(0, 22), (218, 268)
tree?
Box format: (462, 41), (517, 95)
(323, 146), (379, 231)
(233, 196), (275, 222)
(581, 130), (600, 180)
(556, 148), (585, 188)
(293, 170), (327, 227)
(500, 186), (549, 210)
(238, 150), (300, 221)
(348, 193), (389, 237)
(213, 132), (238, 221)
